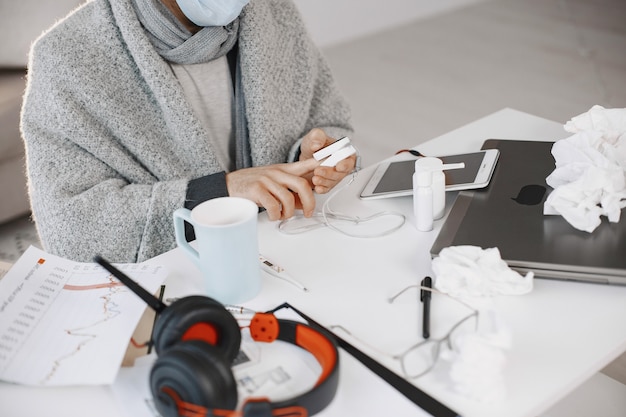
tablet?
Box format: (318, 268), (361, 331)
(360, 149), (499, 200)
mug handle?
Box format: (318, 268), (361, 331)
(173, 208), (200, 265)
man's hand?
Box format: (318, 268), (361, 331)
(226, 159), (319, 221)
(300, 128), (357, 194)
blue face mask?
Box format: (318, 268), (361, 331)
(176, 0), (250, 27)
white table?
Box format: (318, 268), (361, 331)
(2, 109), (625, 417)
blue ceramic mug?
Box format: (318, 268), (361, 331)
(173, 197), (261, 304)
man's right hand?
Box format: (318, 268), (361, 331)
(225, 158), (320, 221)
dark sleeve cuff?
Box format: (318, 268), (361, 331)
(185, 171), (229, 210)
(293, 145), (302, 162)
(184, 172), (229, 241)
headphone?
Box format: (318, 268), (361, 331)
(95, 257), (339, 417)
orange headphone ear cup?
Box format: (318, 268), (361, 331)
(152, 296), (241, 362)
(150, 340), (238, 417)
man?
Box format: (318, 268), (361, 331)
(21, 0), (355, 262)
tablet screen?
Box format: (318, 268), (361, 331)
(373, 153), (485, 194)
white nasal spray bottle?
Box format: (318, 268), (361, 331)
(413, 157), (465, 231)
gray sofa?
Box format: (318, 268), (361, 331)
(0, 69), (29, 224)
(0, 1), (85, 224)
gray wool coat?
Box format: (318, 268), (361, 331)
(21, 0), (353, 263)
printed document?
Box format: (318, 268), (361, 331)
(0, 246), (167, 386)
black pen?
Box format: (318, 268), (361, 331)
(420, 277), (432, 339)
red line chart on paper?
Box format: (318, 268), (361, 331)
(0, 247), (167, 386)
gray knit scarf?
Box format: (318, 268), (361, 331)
(131, 0), (252, 168)
(131, 0), (238, 64)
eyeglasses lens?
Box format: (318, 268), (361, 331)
(401, 313), (478, 378)
(448, 314), (478, 351)
(401, 341), (440, 378)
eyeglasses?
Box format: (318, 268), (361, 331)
(332, 285), (479, 380)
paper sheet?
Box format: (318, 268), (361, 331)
(0, 246), (167, 386)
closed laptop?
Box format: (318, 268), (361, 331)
(431, 139), (626, 285)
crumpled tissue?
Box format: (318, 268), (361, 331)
(431, 246), (527, 402)
(432, 246), (533, 298)
(544, 105), (626, 232)
(441, 309), (512, 403)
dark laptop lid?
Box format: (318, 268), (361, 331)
(431, 139), (626, 285)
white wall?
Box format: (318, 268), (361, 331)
(0, 0), (486, 65)
(0, 0), (86, 67)
(292, 0), (486, 47)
